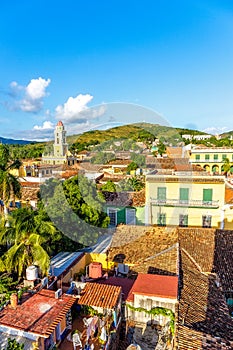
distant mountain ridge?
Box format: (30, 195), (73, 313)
(0, 136), (32, 145)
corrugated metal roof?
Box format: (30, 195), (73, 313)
(78, 282), (121, 309)
(50, 251), (84, 277)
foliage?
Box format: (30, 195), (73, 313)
(126, 304), (175, 335)
(130, 153), (145, 167)
(5, 338), (24, 350)
(68, 124), (155, 146)
(222, 158), (231, 176)
(0, 207), (56, 276)
(127, 161), (138, 172)
(69, 139), (99, 154)
(117, 176), (144, 192)
(100, 180), (117, 192)
(81, 304), (103, 317)
(40, 176), (110, 246)
(9, 143), (45, 160)
(0, 273), (18, 294)
(67, 123), (191, 149)
(157, 140), (167, 156)
(0, 273), (18, 308)
(90, 152), (115, 164)
(0, 144), (22, 210)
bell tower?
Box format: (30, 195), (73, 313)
(53, 121), (68, 157)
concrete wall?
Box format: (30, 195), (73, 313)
(127, 295), (176, 325)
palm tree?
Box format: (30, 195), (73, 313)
(0, 207), (56, 277)
(157, 140), (167, 157)
(0, 144), (22, 215)
(222, 158), (231, 177)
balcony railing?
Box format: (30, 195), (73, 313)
(150, 198), (219, 208)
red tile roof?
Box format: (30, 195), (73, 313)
(0, 289), (76, 337)
(78, 282), (121, 309)
(127, 273), (178, 302)
(96, 277), (135, 301)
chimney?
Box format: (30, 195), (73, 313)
(10, 293), (18, 308)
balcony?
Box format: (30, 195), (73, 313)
(150, 198), (219, 208)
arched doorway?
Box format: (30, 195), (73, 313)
(212, 164), (219, 174)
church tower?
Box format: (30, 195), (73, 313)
(53, 121), (68, 157)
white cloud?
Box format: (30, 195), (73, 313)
(33, 121), (54, 130)
(9, 77), (51, 113)
(202, 126), (230, 135)
(55, 94), (93, 123)
(55, 94), (106, 124)
(26, 77), (50, 100)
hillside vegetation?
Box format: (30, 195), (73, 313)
(67, 123), (205, 151)
(6, 122), (233, 160)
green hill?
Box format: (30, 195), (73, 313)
(67, 123), (205, 147)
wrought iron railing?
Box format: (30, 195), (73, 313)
(150, 198), (219, 208)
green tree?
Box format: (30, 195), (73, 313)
(117, 176), (144, 192)
(0, 273), (17, 294)
(40, 176), (110, 246)
(100, 180), (117, 192)
(0, 207), (56, 277)
(157, 140), (166, 156)
(222, 158), (231, 176)
(91, 152), (115, 164)
(5, 338), (24, 350)
(130, 153), (145, 167)
(126, 161), (138, 173)
(0, 273), (18, 309)
(0, 145), (22, 214)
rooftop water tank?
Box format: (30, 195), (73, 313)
(26, 265), (38, 281)
(89, 262), (102, 279)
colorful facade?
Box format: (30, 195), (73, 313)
(145, 173), (226, 228)
(189, 146), (233, 174)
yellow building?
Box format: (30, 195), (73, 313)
(189, 146), (233, 174)
(145, 172), (226, 228)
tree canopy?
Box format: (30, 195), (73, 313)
(0, 144), (22, 212)
(40, 175), (110, 246)
(0, 207), (56, 276)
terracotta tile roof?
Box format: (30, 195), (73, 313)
(21, 184), (40, 202)
(178, 228), (216, 272)
(213, 229), (233, 292)
(78, 282), (121, 309)
(96, 277), (135, 301)
(177, 228), (233, 349)
(0, 289), (76, 337)
(20, 181), (40, 188)
(79, 163), (103, 172)
(166, 147), (184, 158)
(103, 191), (133, 206)
(127, 273), (178, 302)
(61, 170), (78, 179)
(109, 226), (178, 275)
(131, 189), (145, 207)
(146, 157), (203, 172)
(103, 190), (145, 207)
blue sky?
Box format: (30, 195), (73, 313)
(1, 0), (233, 140)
